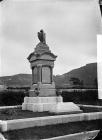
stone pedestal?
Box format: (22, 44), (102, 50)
(29, 82), (56, 97)
(49, 102), (82, 113)
(22, 96), (62, 112)
(22, 96), (82, 113)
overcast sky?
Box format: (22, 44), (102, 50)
(0, 0), (102, 76)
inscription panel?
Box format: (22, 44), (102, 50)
(42, 66), (51, 83)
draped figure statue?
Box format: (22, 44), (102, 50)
(38, 29), (46, 44)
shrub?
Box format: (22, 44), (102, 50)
(62, 89), (98, 103)
(0, 91), (29, 106)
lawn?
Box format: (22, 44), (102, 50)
(0, 106), (102, 120)
(0, 108), (53, 120)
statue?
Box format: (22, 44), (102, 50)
(38, 29), (46, 44)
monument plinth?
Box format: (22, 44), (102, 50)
(22, 30), (82, 113)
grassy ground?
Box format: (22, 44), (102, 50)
(3, 120), (102, 140)
(0, 106), (102, 120)
(0, 108), (54, 120)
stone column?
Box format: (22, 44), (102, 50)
(50, 66), (53, 83)
(32, 67), (34, 84)
(37, 64), (42, 83)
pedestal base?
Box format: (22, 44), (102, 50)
(22, 96), (82, 113)
(49, 102), (82, 114)
(29, 82), (56, 97)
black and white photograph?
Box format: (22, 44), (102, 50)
(0, 0), (102, 139)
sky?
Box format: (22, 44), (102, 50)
(0, 0), (102, 76)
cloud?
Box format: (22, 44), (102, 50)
(1, 39), (31, 75)
(0, 0), (102, 76)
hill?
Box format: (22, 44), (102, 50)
(0, 74), (32, 87)
(0, 63), (97, 88)
(54, 63), (97, 88)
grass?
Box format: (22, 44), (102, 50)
(3, 120), (102, 140)
(0, 106), (102, 120)
(0, 108), (54, 120)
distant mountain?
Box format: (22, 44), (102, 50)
(0, 63), (97, 88)
(54, 63), (97, 88)
(0, 74), (32, 87)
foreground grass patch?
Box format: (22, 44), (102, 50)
(0, 108), (53, 120)
(0, 106), (102, 120)
(3, 120), (102, 140)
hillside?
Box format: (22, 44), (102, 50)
(0, 63), (97, 88)
(0, 74), (32, 87)
(54, 63), (97, 88)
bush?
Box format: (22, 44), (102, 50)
(62, 89), (98, 103)
(0, 91), (29, 106)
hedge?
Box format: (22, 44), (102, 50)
(0, 91), (29, 106)
(0, 89), (99, 106)
(62, 89), (98, 104)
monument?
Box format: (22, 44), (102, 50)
(22, 30), (82, 113)
(28, 29), (57, 97)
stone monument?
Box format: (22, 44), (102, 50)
(28, 29), (57, 97)
(22, 30), (82, 113)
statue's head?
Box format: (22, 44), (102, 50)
(40, 29), (44, 33)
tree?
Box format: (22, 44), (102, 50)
(69, 77), (84, 88)
(70, 77), (80, 85)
